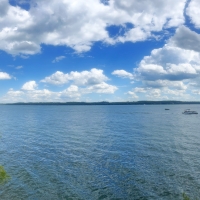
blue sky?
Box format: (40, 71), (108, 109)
(1, 0), (200, 102)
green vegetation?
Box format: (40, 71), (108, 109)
(182, 192), (199, 200)
(183, 193), (190, 200)
(0, 165), (9, 184)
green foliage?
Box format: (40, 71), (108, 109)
(182, 192), (190, 200)
(0, 165), (9, 184)
(182, 192), (199, 200)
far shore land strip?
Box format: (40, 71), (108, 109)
(2, 101), (200, 105)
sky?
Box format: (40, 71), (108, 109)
(1, 0), (200, 102)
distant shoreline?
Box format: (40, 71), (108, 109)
(2, 101), (200, 105)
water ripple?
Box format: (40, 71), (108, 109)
(0, 105), (200, 199)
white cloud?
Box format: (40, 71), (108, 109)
(7, 89), (24, 97)
(164, 88), (185, 97)
(1, 89), (25, 103)
(127, 91), (138, 99)
(117, 27), (150, 43)
(0, 0), (186, 55)
(0, 0), (9, 17)
(61, 85), (81, 99)
(21, 81), (37, 90)
(111, 25), (200, 99)
(110, 24), (200, 100)
(41, 68), (108, 86)
(41, 68), (118, 95)
(52, 56), (66, 63)
(26, 89), (57, 101)
(4, 89), (60, 102)
(16, 66), (23, 69)
(126, 85), (190, 100)
(112, 69), (134, 79)
(148, 89), (161, 98)
(1, 81), (117, 103)
(66, 85), (79, 92)
(187, 0), (200, 28)
(130, 25), (200, 96)
(134, 87), (147, 93)
(169, 26), (200, 52)
(111, 0), (185, 29)
(85, 82), (118, 94)
(136, 45), (200, 81)
(144, 80), (187, 90)
(1, 68), (118, 103)
(41, 71), (69, 85)
(1, 87), (77, 103)
(192, 89), (200, 95)
(127, 26), (200, 99)
(0, 72), (11, 80)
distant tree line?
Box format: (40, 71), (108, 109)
(3, 101), (200, 105)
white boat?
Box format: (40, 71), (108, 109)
(182, 109), (198, 114)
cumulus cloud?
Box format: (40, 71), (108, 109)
(113, 25), (200, 92)
(61, 85), (81, 99)
(192, 89), (200, 95)
(52, 56), (66, 63)
(187, 0), (200, 28)
(164, 88), (186, 97)
(144, 80), (187, 90)
(0, 68), (118, 103)
(41, 68), (109, 86)
(2, 89), (60, 102)
(0, 0), (9, 17)
(147, 89), (161, 98)
(169, 26), (200, 52)
(7, 89), (24, 97)
(134, 87), (147, 93)
(41, 71), (69, 85)
(1, 86), (79, 103)
(127, 85), (190, 100)
(129, 35), (200, 99)
(132, 25), (200, 95)
(109, 22), (200, 100)
(41, 68), (117, 94)
(0, 72), (12, 80)
(85, 82), (117, 94)
(136, 45), (200, 81)
(117, 27), (150, 43)
(21, 81), (37, 90)
(1, 82), (117, 103)
(111, 0), (185, 29)
(0, 0), (186, 55)
(127, 91), (138, 99)
(112, 70), (134, 79)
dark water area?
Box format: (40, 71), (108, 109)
(0, 105), (200, 199)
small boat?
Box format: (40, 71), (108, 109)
(165, 108), (170, 110)
(182, 109), (198, 114)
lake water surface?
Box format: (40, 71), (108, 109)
(0, 105), (200, 199)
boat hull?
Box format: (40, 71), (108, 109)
(182, 111), (198, 114)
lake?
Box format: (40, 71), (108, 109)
(0, 105), (200, 199)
